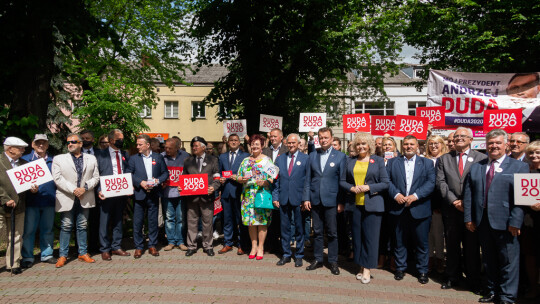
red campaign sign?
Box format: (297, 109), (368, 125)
(394, 115), (429, 140)
(179, 174), (208, 196)
(166, 166), (183, 187)
(417, 106), (445, 127)
(371, 116), (396, 136)
(222, 171), (232, 178)
(342, 113), (370, 133)
(483, 108), (522, 133)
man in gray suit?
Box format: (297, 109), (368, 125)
(437, 127), (486, 292)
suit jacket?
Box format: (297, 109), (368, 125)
(0, 153), (28, 216)
(95, 148), (130, 193)
(340, 155), (389, 212)
(183, 154), (220, 204)
(52, 153), (100, 212)
(302, 148), (346, 207)
(219, 149), (250, 199)
(463, 156), (529, 230)
(128, 152), (169, 201)
(386, 155), (435, 219)
(263, 144), (288, 162)
(436, 150), (487, 215)
(272, 151), (310, 206)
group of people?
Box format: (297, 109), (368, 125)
(1, 126), (539, 304)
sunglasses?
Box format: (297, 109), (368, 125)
(67, 140), (81, 144)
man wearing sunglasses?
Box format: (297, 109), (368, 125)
(52, 133), (100, 268)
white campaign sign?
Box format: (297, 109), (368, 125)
(313, 135), (321, 149)
(223, 119), (247, 137)
(299, 113), (326, 132)
(259, 114), (283, 132)
(6, 158), (53, 194)
(100, 173), (134, 198)
(514, 174), (540, 206)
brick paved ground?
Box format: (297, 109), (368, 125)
(0, 239), (536, 304)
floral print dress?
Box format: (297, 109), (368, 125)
(238, 156), (273, 226)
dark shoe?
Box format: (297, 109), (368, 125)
(218, 246), (233, 254)
(441, 280), (458, 289)
(111, 249), (130, 256)
(10, 267), (22, 275)
(237, 248), (245, 255)
(478, 294), (496, 303)
(330, 263), (340, 275)
(134, 249), (143, 259)
(42, 258), (57, 264)
(394, 270), (405, 281)
(21, 261), (33, 269)
(295, 259), (303, 267)
(185, 249), (197, 257)
(498, 301), (513, 304)
(306, 261), (323, 271)
(101, 252), (112, 261)
(418, 273), (429, 284)
(276, 256), (292, 266)
(204, 249), (215, 257)
(148, 247), (159, 257)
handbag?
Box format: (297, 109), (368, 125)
(254, 189), (274, 209)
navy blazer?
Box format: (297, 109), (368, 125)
(340, 155), (389, 212)
(272, 151), (310, 206)
(219, 150), (250, 199)
(95, 148), (130, 193)
(463, 156), (529, 230)
(128, 152), (169, 200)
(302, 148), (347, 207)
(386, 155), (435, 219)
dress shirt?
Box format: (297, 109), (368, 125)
(456, 148), (470, 166)
(287, 150), (299, 172)
(5, 153), (18, 168)
(518, 153), (526, 161)
(83, 147), (95, 155)
(229, 149), (238, 166)
(270, 145), (281, 162)
(197, 153), (206, 172)
(142, 152), (153, 180)
(109, 147), (122, 175)
(70, 153), (84, 188)
(486, 154), (506, 174)
(320, 147), (333, 172)
(393, 154), (419, 200)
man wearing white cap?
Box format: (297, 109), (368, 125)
(20, 134), (57, 268)
(0, 137), (37, 274)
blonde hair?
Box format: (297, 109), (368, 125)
(425, 135), (448, 159)
(382, 137), (398, 153)
(526, 140), (540, 154)
(351, 132), (376, 156)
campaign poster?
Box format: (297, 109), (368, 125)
(223, 119), (247, 137)
(483, 108), (523, 133)
(371, 115), (396, 136)
(179, 174), (208, 196)
(100, 173), (134, 198)
(259, 114), (283, 132)
(166, 166), (183, 187)
(6, 158), (54, 194)
(514, 174), (540, 206)
(416, 106), (446, 127)
(394, 115), (429, 140)
(342, 113), (370, 133)
(299, 113), (326, 132)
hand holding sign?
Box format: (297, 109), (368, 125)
(100, 173), (134, 198)
(178, 174), (208, 196)
(6, 158), (53, 194)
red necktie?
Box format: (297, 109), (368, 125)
(484, 161), (496, 208)
(115, 151), (122, 174)
(288, 154), (295, 176)
(458, 152), (464, 176)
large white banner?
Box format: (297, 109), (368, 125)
(7, 158), (54, 194)
(427, 70), (540, 132)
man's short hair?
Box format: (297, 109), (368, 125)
(486, 129), (508, 143)
(67, 133), (82, 141)
(332, 137), (341, 145)
(403, 135), (418, 142)
(136, 134), (151, 144)
(149, 138), (160, 145)
(287, 133), (300, 142)
(317, 127), (333, 137)
(165, 138), (180, 149)
(455, 127), (473, 138)
(511, 132), (530, 144)
(270, 128), (283, 137)
(228, 133), (240, 140)
(80, 129), (94, 138)
(107, 129), (123, 142)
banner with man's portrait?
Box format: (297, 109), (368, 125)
(427, 70), (540, 132)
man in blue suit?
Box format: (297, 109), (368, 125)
(273, 133), (309, 267)
(95, 129), (131, 261)
(128, 134), (169, 259)
(217, 134), (250, 255)
(303, 127), (346, 275)
(386, 135), (435, 284)
(464, 129), (529, 304)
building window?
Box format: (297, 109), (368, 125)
(164, 101), (178, 119)
(192, 102), (205, 119)
(140, 105), (152, 118)
(409, 101), (426, 115)
(355, 101), (394, 116)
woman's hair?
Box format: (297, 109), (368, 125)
(382, 136), (398, 152)
(249, 134), (266, 147)
(350, 132), (375, 156)
(526, 140), (540, 154)
(425, 135), (448, 159)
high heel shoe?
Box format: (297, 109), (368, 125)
(256, 255), (263, 260)
(248, 254), (256, 259)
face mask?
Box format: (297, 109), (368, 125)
(82, 140), (93, 148)
(114, 139), (124, 149)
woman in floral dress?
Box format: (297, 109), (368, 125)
(236, 134), (274, 260)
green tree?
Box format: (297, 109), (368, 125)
(190, 0), (406, 134)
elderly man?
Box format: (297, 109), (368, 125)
(0, 137), (37, 274)
(464, 129), (529, 304)
(181, 137), (220, 257)
(509, 132), (530, 163)
(21, 134), (57, 268)
(52, 133), (100, 268)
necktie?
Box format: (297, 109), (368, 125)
(115, 151), (122, 174)
(484, 161), (496, 208)
(229, 151), (236, 167)
(197, 157), (202, 172)
(288, 154), (295, 176)
(458, 152), (464, 177)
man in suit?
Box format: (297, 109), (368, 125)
(273, 133), (309, 267)
(386, 135), (435, 284)
(437, 127), (486, 292)
(509, 132), (530, 163)
(52, 133), (100, 268)
(464, 129), (529, 304)
(80, 129), (100, 253)
(0, 137), (37, 274)
(218, 133), (250, 255)
(181, 136), (220, 257)
(95, 129), (131, 261)
(128, 134), (169, 259)
(303, 127), (346, 275)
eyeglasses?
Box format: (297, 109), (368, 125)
(454, 135), (471, 139)
(509, 140), (527, 144)
(67, 140), (81, 144)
